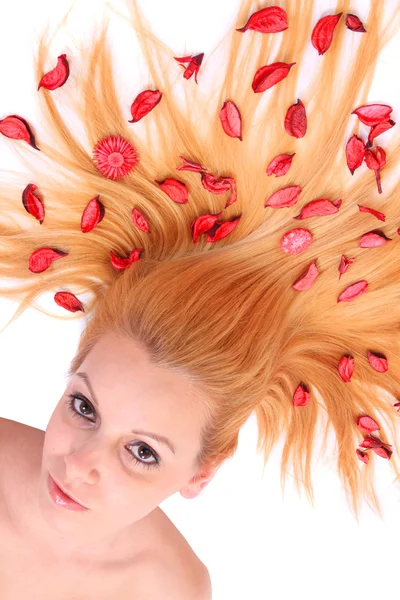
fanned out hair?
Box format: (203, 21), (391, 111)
(1, 0), (400, 522)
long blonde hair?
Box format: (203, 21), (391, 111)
(1, 0), (400, 522)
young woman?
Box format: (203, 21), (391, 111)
(0, 0), (399, 597)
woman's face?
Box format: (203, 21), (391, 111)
(39, 331), (215, 551)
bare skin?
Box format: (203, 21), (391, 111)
(0, 331), (218, 596)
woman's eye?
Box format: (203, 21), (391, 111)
(66, 393), (161, 470)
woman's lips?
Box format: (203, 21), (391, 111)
(48, 473), (89, 509)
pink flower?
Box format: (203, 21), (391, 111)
(92, 135), (139, 180)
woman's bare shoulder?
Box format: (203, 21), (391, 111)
(125, 552), (212, 600)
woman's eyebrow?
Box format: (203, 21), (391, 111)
(74, 371), (176, 455)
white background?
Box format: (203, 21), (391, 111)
(0, 1), (400, 598)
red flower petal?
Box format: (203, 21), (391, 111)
(200, 173), (237, 207)
(345, 134), (366, 175)
(0, 114), (40, 151)
(132, 208), (151, 233)
(92, 135), (139, 180)
(359, 435), (384, 449)
(54, 291), (84, 313)
(357, 205), (386, 221)
(366, 119), (395, 148)
(337, 280), (368, 302)
(236, 6), (288, 33)
(176, 156), (206, 172)
(280, 228), (313, 254)
(266, 153), (295, 177)
(373, 445), (392, 460)
(29, 247), (68, 273)
(37, 54), (70, 91)
(205, 215), (241, 242)
(356, 449), (369, 464)
(81, 195), (105, 233)
(174, 53), (204, 84)
(264, 185), (302, 208)
(352, 104), (393, 126)
(367, 351), (388, 373)
(356, 415), (380, 433)
(284, 99), (307, 138)
(201, 173), (231, 194)
(292, 259), (319, 291)
(338, 255), (355, 281)
(219, 101), (242, 140)
(22, 183), (45, 224)
(128, 89), (162, 123)
(338, 355), (354, 382)
(155, 178), (188, 203)
(252, 62), (296, 93)
(293, 198), (342, 220)
(110, 248), (143, 270)
(293, 383), (310, 407)
(345, 14), (366, 32)
(311, 13), (342, 55)
(359, 230), (391, 248)
(191, 212), (223, 243)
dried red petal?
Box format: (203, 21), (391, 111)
(345, 134), (366, 175)
(375, 146), (386, 168)
(54, 291), (84, 313)
(22, 183), (45, 224)
(174, 53), (204, 84)
(357, 205), (386, 222)
(311, 13), (342, 55)
(37, 54), (70, 91)
(352, 103), (393, 126)
(373, 445), (392, 460)
(201, 173), (237, 207)
(338, 355), (354, 382)
(219, 101), (242, 140)
(293, 383), (310, 407)
(132, 208), (151, 233)
(394, 401), (400, 412)
(366, 119), (395, 148)
(356, 415), (380, 433)
(280, 228), (313, 254)
(264, 185), (302, 208)
(201, 173), (231, 194)
(293, 198), (342, 220)
(356, 449), (369, 464)
(176, 156), (206, 172)
(337, 280), (368, 302)
(252, 62), (296, 93)
(364, 147), (386, 194)
(359, 230), (391, 248)
(224, 178), (237, 208)
(110, 248), (143, 270)
(191, 212), (223, 243)
(359, 435), (384, 449)
(367, 351), (388, 373)
(338, 255), (355, 281)
(266, 153), (295, 176)
(284, 99), (307, 138)
(128, 89), (162, 123)
(81, 195), (105, 233)
(29, 247), (68, 273)
(345, 14), (366, 32)
(292, 259), (319, 291)
(0, 114), (40, 151)
(155, 178), (188, 204)
(205, 215), (241, 242)
(236, 6), (288, 33)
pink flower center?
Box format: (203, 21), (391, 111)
(108, 152), (124, 167)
